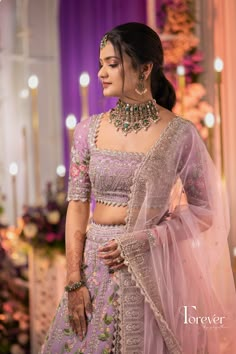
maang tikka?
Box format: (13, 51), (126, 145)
(100, 34), (108, 49)
(135, 72), (147, 95)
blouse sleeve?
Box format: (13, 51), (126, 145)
(177, 122), (209, 209)
(67, 118), (91, 202)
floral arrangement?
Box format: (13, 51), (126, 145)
(20, 182), (68, 255)
(0, 229), (30, 354)
(0, 188), (6, 228)
(156, 0), (213, 139)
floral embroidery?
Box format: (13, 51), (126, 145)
(98, 331), (110, 341)
(103, 313), (113, 325)
(70, 162), (80, 177)
(102, 349), (110, 354)
(70, 160), (89, 180)
(67, 120), (92, 202)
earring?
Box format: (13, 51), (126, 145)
(135, 73), (147, 95)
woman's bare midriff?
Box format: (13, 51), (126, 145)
(92, 203), (127, 225)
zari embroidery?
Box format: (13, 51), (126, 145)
(88, 114), (144, 207)
(118, 117), (191, 354)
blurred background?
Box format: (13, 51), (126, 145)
(0, 0), (236, 353)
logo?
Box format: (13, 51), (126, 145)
(181, 306), (226, 328)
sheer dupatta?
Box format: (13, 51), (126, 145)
(117, 117), (236, 354)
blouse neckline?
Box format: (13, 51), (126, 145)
(90, 112), (180, 157)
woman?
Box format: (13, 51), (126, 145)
(41, 23), (236, 354)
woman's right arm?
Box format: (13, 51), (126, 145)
(65, 200), (92, 341)
(65, 117), (93, 340)
(65, 200), (90, 285)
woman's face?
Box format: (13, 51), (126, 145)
(98, 41), (139, 101)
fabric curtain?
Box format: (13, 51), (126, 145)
(59, 0), (146, 170)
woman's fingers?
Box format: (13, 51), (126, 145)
(101, 249), (120, 262)
(105, 255), (124, 266)
(68, 313), (74, 329)
(110, 261), (125, 271)
(73, 312), (83, 339)
(84, 290), (92, 321)
(77, 293), (87, 340)
(98, 239), (126, 271)
(78, 311), (86, 340)
(68, 288), (92, 341)
(98, 239), (118, 253)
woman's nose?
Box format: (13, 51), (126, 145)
(98, 66), (108, 79)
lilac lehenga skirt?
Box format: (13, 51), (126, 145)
(40, 222), (144, 354)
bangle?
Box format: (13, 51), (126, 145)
(65, 280), (86, 292)
(81, 263), (88, 271)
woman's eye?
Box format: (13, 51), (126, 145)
(109, 64), (118, 68)
(99, 63), (118, 69)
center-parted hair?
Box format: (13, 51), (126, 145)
(103, 22), (176, 111)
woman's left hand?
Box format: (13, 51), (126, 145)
(98, 240), (125, 271)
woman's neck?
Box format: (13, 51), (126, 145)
(119, 93), (153, 105)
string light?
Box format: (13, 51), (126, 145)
(214, 58), (224, 73)
(204, 112), (215, 128)
(65, 114), (77, 130)
(9, 162), (18, 176)
(28, 75), (39, 89)
(79, 72), (90, 88)
(176, 65), (185, 76)
(56, 165), (66, 177)
(19, 89), (29, 99)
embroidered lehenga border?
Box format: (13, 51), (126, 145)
(116, 117), (236, 353)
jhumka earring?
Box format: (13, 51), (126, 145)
(135, 73), (147, 95)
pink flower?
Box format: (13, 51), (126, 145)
(19, 321), (29, 330)
(79, 164), (88, 172)
(3, 302), (13, 313)
(45, 233), (57, 242)
(70, 163), (80, 177)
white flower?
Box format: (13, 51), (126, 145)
(10, 344), (25, 354)
(47, 210), (60, 224)
(19, 320), (29, 330)
(17, 333), (29, 345)
(56, 192), (66, 206)
(23, 223), (38, 239)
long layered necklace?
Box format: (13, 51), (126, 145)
(109, 99), (161, 136)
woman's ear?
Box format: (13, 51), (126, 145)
(141, 63), (153, 80)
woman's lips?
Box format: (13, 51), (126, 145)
(102, 82), (111, 88)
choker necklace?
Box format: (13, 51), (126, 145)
(109, 99), (160, 136)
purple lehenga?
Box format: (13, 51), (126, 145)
(41, 114), (236, 354)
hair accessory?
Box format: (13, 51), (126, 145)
(135, 73), (147, 95)
(65, 280), (86, 292)
(109, 99), (160, 136)
(100, 34), (109, 49)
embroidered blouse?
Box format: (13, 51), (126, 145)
(67, 114), (144, 205)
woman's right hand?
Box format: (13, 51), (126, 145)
(68, 285), (92, 341)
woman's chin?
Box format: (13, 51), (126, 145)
(103, 91), (119, 97)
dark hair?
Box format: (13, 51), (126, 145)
(103, 22), (176, 110)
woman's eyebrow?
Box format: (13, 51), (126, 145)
(99, 56), (120, 62)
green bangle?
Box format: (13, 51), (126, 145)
(65, 280), (86, 292)
(81, 263), (88, 271)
